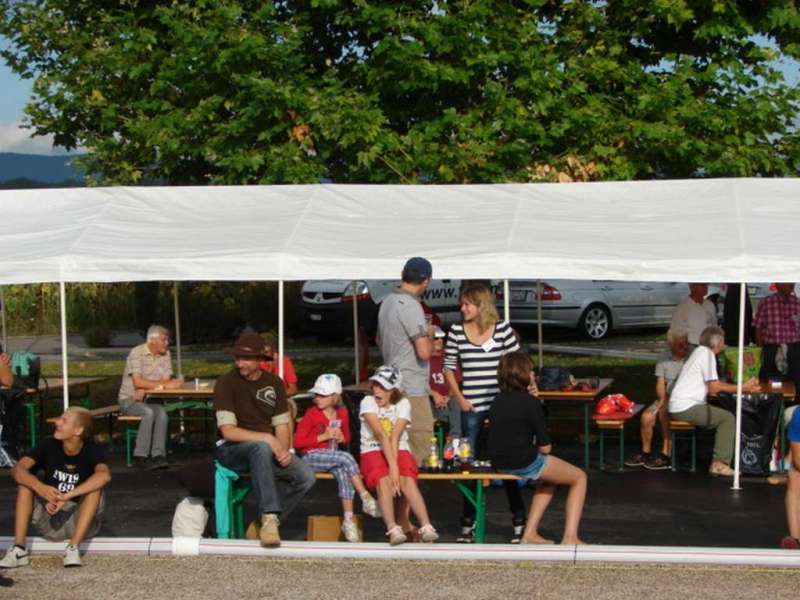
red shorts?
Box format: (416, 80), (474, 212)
(359, 450), (418, 490)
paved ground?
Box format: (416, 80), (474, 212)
(3, 555), (800, 599)
(0, 436), (789, 548)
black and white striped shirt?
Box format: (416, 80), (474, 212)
(443, 320), (520, 413)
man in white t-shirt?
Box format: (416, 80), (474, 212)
(670, 283), (718, 347)
(669, 326), (760, 477)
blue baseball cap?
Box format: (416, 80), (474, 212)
(402, 257), (432, 283)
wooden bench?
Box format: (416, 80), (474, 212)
(669, 420), (697, 472)
(214, 462), (518, 543)
(592, 404), (644, 471)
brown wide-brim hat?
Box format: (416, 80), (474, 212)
(228, 333), (267, 358)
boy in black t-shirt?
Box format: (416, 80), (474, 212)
(0, 406), (111, 568)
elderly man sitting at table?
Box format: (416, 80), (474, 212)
(668, 326), (760, 477)
(117, 325), (183, 470)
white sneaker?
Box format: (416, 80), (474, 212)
(341, 518), (360, 543)
(0, 546), (29, 568)
(63, 544), (82, 568)
(360, 492), (381, 518)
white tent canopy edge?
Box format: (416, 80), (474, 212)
(1, 178), (799, 284)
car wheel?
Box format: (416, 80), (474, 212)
(579, 304), (611, 340)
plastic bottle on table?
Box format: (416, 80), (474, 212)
(426, 436), (440, 472)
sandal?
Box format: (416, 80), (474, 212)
(418, 524), (439, 543)
(386, 525), (407, 546)
(781, 536), (800, 550)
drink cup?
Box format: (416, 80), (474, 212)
(329, 419), (341, 449)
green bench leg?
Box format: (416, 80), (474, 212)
(671, 432), (677, 471)
(453, 481), (487, 543)
(599, 430), (605, 470)
(25, 402), (36, 448)
(619, 429), (625, 472)
(125, 426), (138, 467)
(690, 430), (696, 473)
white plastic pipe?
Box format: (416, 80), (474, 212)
(4, 537), (800, 568)
(732, 282), (746, 490)
(173, 282), (183, 378)
(503, 279), (510, 324)
(536, 279), (544, 369)
(59, 281), (69, 409)
(0, 285), (7, 351)
(352, 280), (360, 384)
(278, 280), (285, 379)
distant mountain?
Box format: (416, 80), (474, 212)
(0, 152), (84, 186)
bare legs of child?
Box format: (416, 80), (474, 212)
(522, 455), (587, 545)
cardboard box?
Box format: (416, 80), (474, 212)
(306, 515), (363, 542)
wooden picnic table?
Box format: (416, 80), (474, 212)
(144, 379), (216, 445)
(538, 378), (614, 469)
(17, 376), (109, 446)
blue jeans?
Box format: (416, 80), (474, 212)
(215, 441), (315, 517)
(460, 411), (526, 526)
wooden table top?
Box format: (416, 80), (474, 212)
(344, 377), (613, 400)
(145, 379), (216, 400)
(23, 376), (108, 394)
(537, 378), (613, 401)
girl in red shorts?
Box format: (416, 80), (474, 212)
(359, 365), (439, 545)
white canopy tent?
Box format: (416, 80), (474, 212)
(2, 177), (799, 488)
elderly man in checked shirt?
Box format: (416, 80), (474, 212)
(754, 283), (800, 401)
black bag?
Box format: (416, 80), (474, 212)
(10, 351), (40, 390)
(714, 392), (782, 476)
(0, 387), (26, 460)
(537, 367), (571, 391)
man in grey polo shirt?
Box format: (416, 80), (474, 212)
(377, 257), (435, 465)
(118, 325), (183, 469)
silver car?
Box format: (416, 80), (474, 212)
(503, 280), (691, 340)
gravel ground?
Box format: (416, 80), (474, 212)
(3, 555), (800, 600)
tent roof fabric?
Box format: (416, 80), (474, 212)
(2, 178), (799, 284)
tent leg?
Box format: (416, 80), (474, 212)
(352, 280), (360, 384)
(173, 282), (183, 379)
(536, 280), (544, 370)
(732, 282), (746, 491)
(278, 281), (284, 380)
(59, 281), (69, 409)
(0, 286), (7, 352)
(503, 279), (510, 324)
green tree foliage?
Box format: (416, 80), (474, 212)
(1, 0), (798, 183)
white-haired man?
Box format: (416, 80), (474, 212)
(668, 326), (760, 477)
(118, 325), (183, 469)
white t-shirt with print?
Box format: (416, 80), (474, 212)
(668, 346), (718, 414)
(359, 395), (412, 455)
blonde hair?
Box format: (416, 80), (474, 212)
(66, 406), (93, 440)
(460, 283), (499, 333)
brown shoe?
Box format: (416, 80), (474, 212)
(709, 462), (734, 477)
(259, 514), (281, 548)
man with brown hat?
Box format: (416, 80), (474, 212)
(213, 333), (315, 547)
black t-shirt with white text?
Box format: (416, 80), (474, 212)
(24, 437), (108, 493)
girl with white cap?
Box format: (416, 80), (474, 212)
(294, 373), (380, 542)
(359, 365), (439, 545)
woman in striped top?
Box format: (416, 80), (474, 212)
(444, 282), (527, 543)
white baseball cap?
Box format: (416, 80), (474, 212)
(309, 373), (342, 396)
(433, 326), (446, 339)
(369, 365), (403, 390)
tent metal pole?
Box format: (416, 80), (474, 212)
(732, 282), (746, 491)
(537, 280), (544, 370)
(278, 281), (285, 380)
(503, 280), (510, 324)
(173, 282), (183, 378)
(59, 281), (69, 409)
(0, 286), (7, 352)
(352, 281), (360, 385)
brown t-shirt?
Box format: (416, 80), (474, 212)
(213, 368), (289, 434)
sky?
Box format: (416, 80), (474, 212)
(0, 36), (798, 156)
